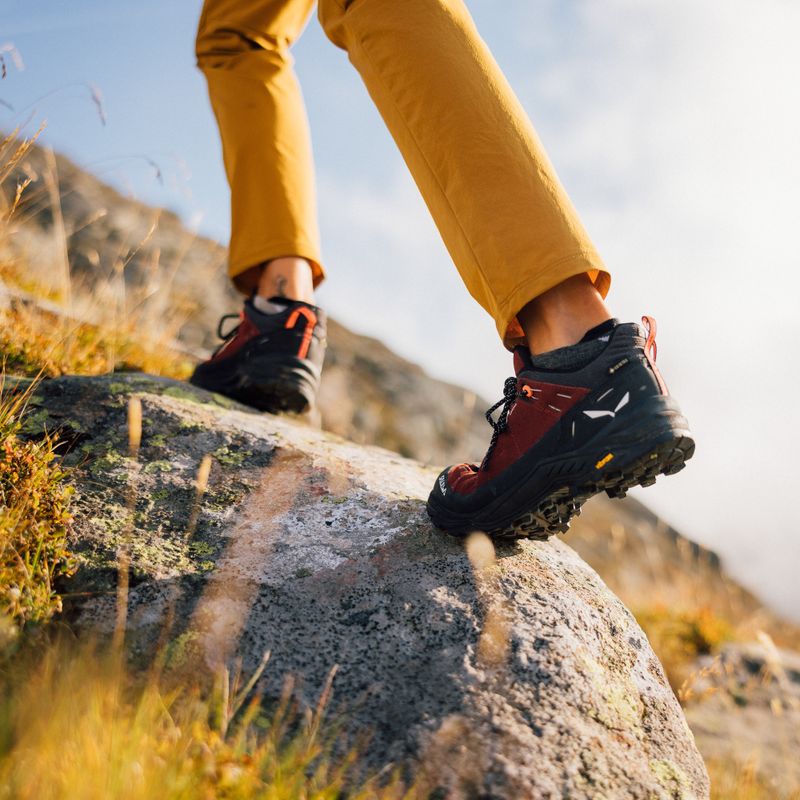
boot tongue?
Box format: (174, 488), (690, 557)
(513, 346), (533, 376)
(251, 295), (290, 315)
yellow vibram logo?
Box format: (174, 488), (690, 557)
(595, 453), (614, 469)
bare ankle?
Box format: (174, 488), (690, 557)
(257, 257), (315, 304)
(517, 273), (612, 355)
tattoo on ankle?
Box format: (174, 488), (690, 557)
(275, 276), (287, 297)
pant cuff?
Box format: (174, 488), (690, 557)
(497, 254), (611, 349)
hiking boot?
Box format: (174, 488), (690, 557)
(426, 316), (694, 540)
(190, 296), (326, 413)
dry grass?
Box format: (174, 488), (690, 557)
(0, 377), (75, 647)
(0, 300), (193, 380)
(0, 637), (411, 800)
(634, 604), (733, 692)
(0, 129), (41, 208)
(1, 128), (197, 383)
(706, 759), (800, 800)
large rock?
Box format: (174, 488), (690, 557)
(24, 374), (708, 799)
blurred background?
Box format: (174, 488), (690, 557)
(2, 1), (800, 795)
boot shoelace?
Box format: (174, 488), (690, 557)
(480, 376), (520, 470)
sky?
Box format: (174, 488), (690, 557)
(2, 0), (799, 619)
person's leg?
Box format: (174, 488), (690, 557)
(196, 0), (321, 301)
(517, 274), (612, 355)
(192, 0), (327, 413)
(317, 0), (611, 353)
(316, 0), (692, 537)
(257, 256), (316, 304)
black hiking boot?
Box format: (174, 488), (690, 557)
(426, 316), (694, 540)
(190, 296), (326, 413)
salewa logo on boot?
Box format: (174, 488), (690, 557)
(438, 474), (448, 495)
(583, 391), (629, 420)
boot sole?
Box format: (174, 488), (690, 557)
(228, 380), (311, 414)
(190, 354), (318, 414)
(486, 433), (693, 541)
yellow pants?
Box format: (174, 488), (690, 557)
(196, 0), (609, 345)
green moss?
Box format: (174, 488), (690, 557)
(19, 408), (50, 436)
(143, 460), (172, 475)
(86, 514), (128, 538)
(87, 449), (129, 483)
(204, 498), (226, 512)
(188, 541), (215, 558)
(89, 449), (124, 468)
(213, 445), (252, 468)
(177, 420), (203, 432)
(159, 383), (239, 410)
(120, 537), (195, 579)
(164, 630), (202, 669)
(162, 385), (212, 406)
(597, 684), (641, 730)
(581, 654), (642, 731)
(208, 391), (237, 409)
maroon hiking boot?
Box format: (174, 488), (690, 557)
(426, 317), (694, 540)
(190, 296), (326, 413)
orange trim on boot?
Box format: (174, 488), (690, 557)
(286, 306), (318, 359)
(641, 315), (668, 395)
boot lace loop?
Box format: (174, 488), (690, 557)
(481, 376), (519, 470)
(213, 312), (244, 355)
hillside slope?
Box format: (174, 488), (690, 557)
(0, 141), (487, 466)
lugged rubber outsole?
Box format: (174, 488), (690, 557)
(190, 376), (312, 414)
(229, 379), (312, 414)
(191, 354), (318, 415)
(481, 434), (694, 541)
